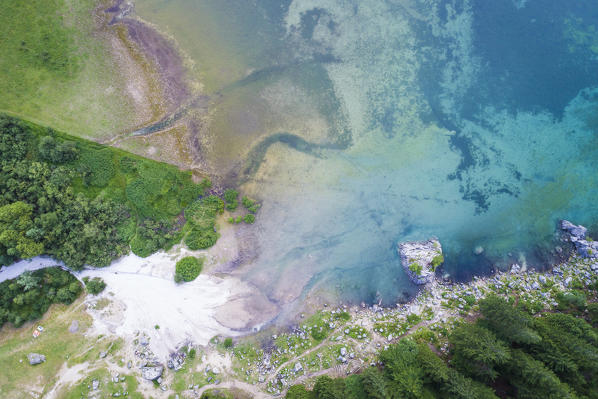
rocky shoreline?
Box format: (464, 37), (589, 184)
(6, 220), (597, 398)
(111, 220), (597, 397)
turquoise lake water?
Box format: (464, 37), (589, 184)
(138, 0), (598, 305)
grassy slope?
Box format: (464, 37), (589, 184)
(0, 298), (92, 397)
(0, 0), (137, 139)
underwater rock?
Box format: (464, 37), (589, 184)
(398, 238), (443, 285)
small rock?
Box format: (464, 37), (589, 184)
(27, 353), (45, 365)
(474, 246), (484, 255)
(139, 336), (149, 346)
(99, 351), (107, 359)
(127, 361), (132, 369)
(340, 347), (347, 356)
(212, 367), (220, 375)
(510, 264), (521, 274)
(564, 277), (573, 287)
(294, 362), (303, 372)
(68, 320), (79, 333)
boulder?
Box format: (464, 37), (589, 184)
(561, 220), (597, 259)
(561, 220), (587, 241)
(141, 365), (163, 381)
(69, 320), (79, 333)
(398, 238), (443, 285)
(27, 353), (45, 365)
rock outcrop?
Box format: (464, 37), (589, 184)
(141, 365), (164, 380)
(398, 238), (443, 285)
(561, 220), (598, 259)
(27, 353), (45, 365)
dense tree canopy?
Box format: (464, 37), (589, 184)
(0, 267), (81, 327)
(0, 115), (217, 268)
(287, 295), (598, 399)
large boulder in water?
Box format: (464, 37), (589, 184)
(561, 220), (587, 242)
(561, 220), (598, 259)
(398, 238), (443, 285)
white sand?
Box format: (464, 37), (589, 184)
(1, 248), (277, 360)
(79, 249), (244, 358)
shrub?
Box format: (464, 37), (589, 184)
(83, 277), (106, 295)
(223, 189), (238, 211)
(311, 328), (327, 341)
(185, 227), (218, 250)
(556, 291), (587, 313)
(242, 196), (260, 213)
(431, 254), (444, 270)
(223, 337), (233, 348)
(175, 256), (203, 283)
(79, 148), (115, 187)
(243, 214), (255, 224)
(409, 262), (423, 275)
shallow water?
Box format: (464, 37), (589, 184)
(135, 0), (598, 306)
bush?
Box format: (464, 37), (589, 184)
(79, 148), (114, 187)
(409, 262), (423, 275)
(185, 227), (219, 250)
(223, 337), (233, 348)
(83, 277), (106, 295)
(556, 291), (587, 313)
(243, 214), (255, 224)
(242, 196), (260, 213)
(175, 256), (203, 283)
(431, 254), (444, 270)
(311, 328), (327, 341)
(223, 189), (238, 211)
